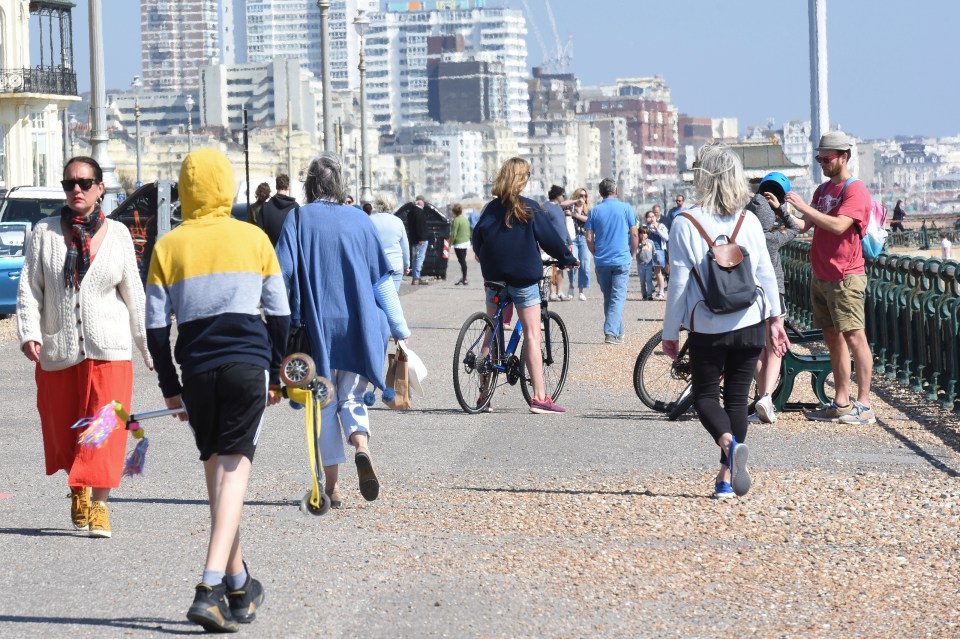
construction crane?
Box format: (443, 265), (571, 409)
(522, 0), (573, 74)
(521, 0), (551, 69)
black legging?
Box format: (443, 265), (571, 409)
(689, 327), (763, 466)
(455, 248), (468, 281)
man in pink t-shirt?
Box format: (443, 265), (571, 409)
(784, 131), (875, 425)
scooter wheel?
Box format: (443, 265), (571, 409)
(299, 489), (331, 516)
(313, 376), (335, 409)
(281, 353), (316, 388)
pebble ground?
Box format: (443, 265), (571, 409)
(0, 261), (957, 638)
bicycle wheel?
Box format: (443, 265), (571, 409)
(453, 312), (500, 414)
(634, 329), (691, 412)
(520, 310), (570, 404)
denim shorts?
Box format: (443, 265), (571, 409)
(485, 282), (542, 309)
(653, 249), (667, 268)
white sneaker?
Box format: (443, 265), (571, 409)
(755, 394), (776, 423)
(566, 288), (575, 300)
(549, 294), (561, 302)
(578, 292), (587, 301)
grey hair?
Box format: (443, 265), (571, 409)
(303, 152), (347, 203)
(598, 178), (617, 198)
(692, 143), (750, 217)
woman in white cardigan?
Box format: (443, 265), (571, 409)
(661, 144), (789, 500)
(17, 156), (152, 538)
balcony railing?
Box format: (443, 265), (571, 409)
(0, 67), (77, 96)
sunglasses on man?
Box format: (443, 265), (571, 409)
(61, 178), (101, 191)
(815, 153), (841, 164)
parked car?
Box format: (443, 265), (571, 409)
(0, 186), (65, 227)
(0, 222), (29, 315)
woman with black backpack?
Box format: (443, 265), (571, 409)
(661, 144), (789, 500)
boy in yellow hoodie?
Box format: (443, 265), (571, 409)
(146, 149), (290, 632)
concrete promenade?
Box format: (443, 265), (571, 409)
(0, 260), (958, 638)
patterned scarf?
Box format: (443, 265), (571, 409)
(62, 205), (105, 289)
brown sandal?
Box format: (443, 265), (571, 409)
(354, 452), (380, 501)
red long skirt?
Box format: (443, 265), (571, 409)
(36, 359), (133, 489)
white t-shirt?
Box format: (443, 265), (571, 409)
(941, 237), (952, 259)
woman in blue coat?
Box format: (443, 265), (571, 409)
(275, 152), (410, 508)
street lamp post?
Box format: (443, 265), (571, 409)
(87, 0), (121, 210)
(185, 94), (195, 153)
(317, 0), (334, 151)
(131, 75), (142, 188)
(354, 9), (373, 205)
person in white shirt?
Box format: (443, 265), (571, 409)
(940, 233), (952, 260)
(662, 143), (788, 500)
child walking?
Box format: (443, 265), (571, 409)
(746, 172), (800, 423)
(146, 149), (290, 632)
(637, 227), (655, 300)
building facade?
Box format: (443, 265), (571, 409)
(0, 0), (79, 188)
(141, 0), (220, 92)
(197, 58), (320, 143)
(366, 4), (528, 137)
(580, 77), (679, 192)
(246, 0), (373, 92)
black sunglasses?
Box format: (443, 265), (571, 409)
(61, 178), (101, 191)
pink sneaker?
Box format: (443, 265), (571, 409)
(529, 396), (566, 414)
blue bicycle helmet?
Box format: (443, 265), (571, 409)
(759, 171), (791, 202)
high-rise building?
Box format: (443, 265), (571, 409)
(221, 0), (247, 65)
(141, 0), (220, 92)
(246, 0), (373, 92)
(581, 77), (680, 190)
(367, 4), (528, 137)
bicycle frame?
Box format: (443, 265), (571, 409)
(475, 265), (559, 385)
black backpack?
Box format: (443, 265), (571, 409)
(678, 211), (761, 329)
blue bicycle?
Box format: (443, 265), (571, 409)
(453, 261), (570, 414)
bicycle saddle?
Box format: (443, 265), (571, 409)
(484, 281), (507, 293)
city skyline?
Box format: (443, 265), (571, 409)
(66, 1), (959, 140)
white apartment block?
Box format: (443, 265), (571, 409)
(462, 122), (520, 189)
(589, 117), (642, 200)
(198, 58), (320, 144)
(782, 120), (813, 168)
(383, 124), (484, 201)
(221, 0), (247, 65)
(436, 129), (484, 199)
(246, 0), (374, 92)
(366, 6), (528, 137)
(141, 0), (220, 91)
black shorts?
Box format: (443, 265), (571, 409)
(181, 363), (268, 462)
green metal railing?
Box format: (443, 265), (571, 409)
(782, 240), (960, 410)
(887, 221), (960, 251)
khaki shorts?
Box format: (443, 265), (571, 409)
(811, 274), (867, 333)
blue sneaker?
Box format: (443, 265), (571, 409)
(728, 437), (751, 497)
(713, 481), (734, 499)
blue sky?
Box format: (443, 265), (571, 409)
(69, 1), (958, 139)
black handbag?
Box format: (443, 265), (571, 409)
(287, 207), (311, 356)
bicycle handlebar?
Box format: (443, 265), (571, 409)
(542, 258), (579, 269)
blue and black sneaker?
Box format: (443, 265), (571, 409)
(713, 480), (734, 499)
(728, 437), (752, 497)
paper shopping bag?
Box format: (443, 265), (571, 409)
(384, 346), (412, 410)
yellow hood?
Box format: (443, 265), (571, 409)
(178, 149), (236, 221)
